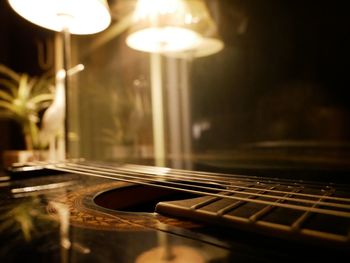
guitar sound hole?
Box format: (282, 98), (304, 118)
(94, 181), (223, 213)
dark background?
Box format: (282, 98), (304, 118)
(192, 0), (350, 150)
(1, 0), (350, 173)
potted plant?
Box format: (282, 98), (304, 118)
(0, 64), (54, 166)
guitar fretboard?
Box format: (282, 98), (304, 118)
(155, 173), (350, 246)
(21, 160), (350, 247)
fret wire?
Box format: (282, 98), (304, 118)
(249, 203), (275, 223)
(43, 163), (350, 219)
(191, 196), (224, 210)
(198, 186), (275, 215)
(190, 190), (238, 210)
(248, 188), (302, 223)
(65, 162), (350, 210)
(222, 186), (277, 219)
(217, 201), (245, 216)
(291, 191), (334, 231)
(82, 161), (350, 203)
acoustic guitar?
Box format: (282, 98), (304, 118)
(1, 160), (349, 262)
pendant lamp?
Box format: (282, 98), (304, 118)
(126, 0), (224, 57)
(8, 0), (111, 34)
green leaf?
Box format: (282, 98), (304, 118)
(28, 94), (54, 106)
(18, 74), (30, 101)
(0, 78), (18, 96)
(0, 90), (13, 102)
(0, 101), (20, 115)
(0, 64), (20, 82)
(16, 211), (34, 241)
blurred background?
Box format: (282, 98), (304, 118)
(1, 0), (350, 179)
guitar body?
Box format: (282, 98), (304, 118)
(0, 164), (349, 262)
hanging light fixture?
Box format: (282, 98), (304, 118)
(126, 0), (223, 56)
(8, 0), (111, 34)
(166, 0), (224, 58)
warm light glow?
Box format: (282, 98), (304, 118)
(8, 0), (111, 34)
(166, 37), (224, 58)
(133, 0), (187, 20)
(126, 0), (202, 53)
(126, 27), (201, 53)
(126, 0), (224, 56)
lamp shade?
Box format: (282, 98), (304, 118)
(166, 37), (224, 59)
(165, 0), (224, 58)
(126, 0), (224, 56)
(126, 0), (201, 53)
(8, 0), (111, 34)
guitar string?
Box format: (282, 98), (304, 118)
(40, 162), (350, 218)
(123, 163), (350, 189)
(81, 160), (350, 193)
(86, 161), (350, 203)
(84, 160), (343, 189)
(32, 160), (350, 204)
(65, 162), (350, 210)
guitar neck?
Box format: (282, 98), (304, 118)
(10, 160), (350, 249)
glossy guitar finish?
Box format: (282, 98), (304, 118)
(1, 162), (349, 262)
